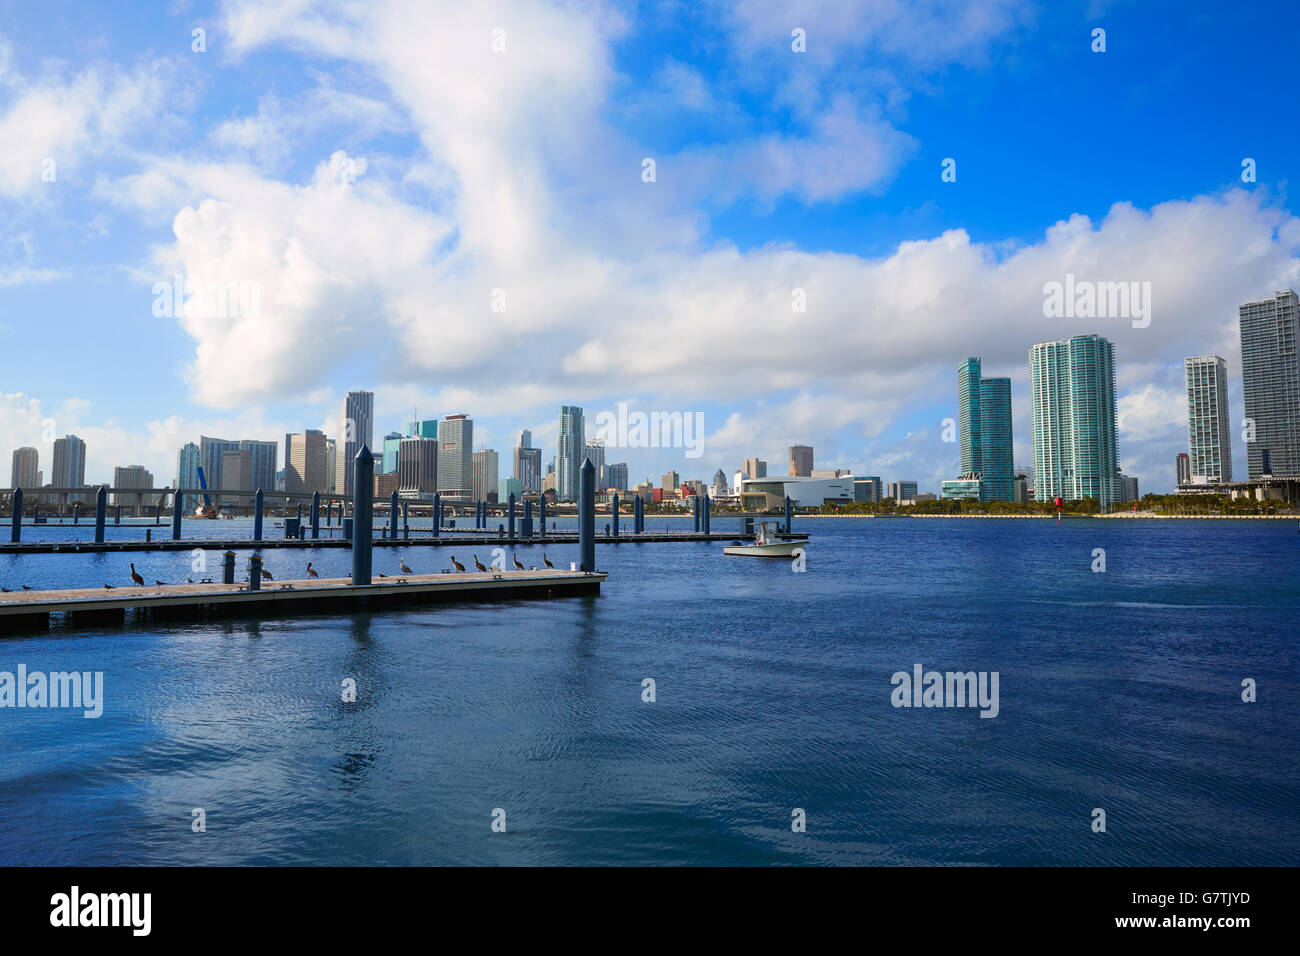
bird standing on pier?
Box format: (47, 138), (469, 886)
(306, 562), (318, 578)
(473, 554), (487, 572)
(542, 553), (554, 569)
(129, 563), (144, 586)
(261, 566), (273, 580)
(104, 584), (115, 590)
(400, 559), (412, 575)
(450, 555), (466, 572)
(155, 580), (166, 586)
(21, 584), (33, 591)
(512, 554), (524, 571)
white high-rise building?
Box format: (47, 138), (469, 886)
(335, 390), (375, 496)
(556, 405), (585, 501)
(1184, 355), (1233, 483)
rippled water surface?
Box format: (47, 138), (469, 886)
(1, 516), (1296, 865)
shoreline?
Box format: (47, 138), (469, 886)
(790, 512), (1297, 520)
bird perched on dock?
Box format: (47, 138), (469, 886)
(21, 584), (34, 590)
(306, 562), (318, 578)
(450, 555), (466, 572)
(155, 580), (166, 586)
(400, 559), (412, 575)
(104, 584), (115, 590)
(129, 563), (144, 586)
(0, 587), (9, 593)
(261, 566), (273, 580)
(512, 554), (524, 571)
(473, 555), (487, 572)
(376, 571), (388, 578)
(187, 578), (194, 584)
(542, 553), (554, 569)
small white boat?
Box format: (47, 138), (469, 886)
(723, 521), (804, 557)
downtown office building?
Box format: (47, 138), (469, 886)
(1029, 334), (1121, 510)
(1239, 289), (1300, 477)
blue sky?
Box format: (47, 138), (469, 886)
(1, 0), (1297, 493)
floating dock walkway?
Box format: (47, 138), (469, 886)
(0, 569), (606, 635)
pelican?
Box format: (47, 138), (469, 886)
(261, 566), (273, 580)
(0, 587), (9, 593)
(450, 555), (466, 572)
(512, 554), (524, 571)
(473, 555), (488, 572)
(542, 553), (554, 569)
(306, 562), (318, 578)
(400, 559), (413, 575)
(130, 563), (144, 586)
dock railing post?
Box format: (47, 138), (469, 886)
(223, 551), (236, 584)
(311, 491), (320, 539)
(351, 445), (374, 586)
(253, 489), (264, 541)
(390, 490), (399, 541)
(248, 555), (262, 591)
(9, 487), (21, 543)
(579, 458), (596, 572)
(95, 486), (107, 544)
(172, 492), (183, 540)
(508, 492), (516, 540)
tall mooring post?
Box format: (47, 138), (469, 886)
(432, 493), (441, 538)
(508, 492), (516, 540)
(389, 490), (399, 540)
(612, 493), (620, 537)
(402, 501), (409, 538)
(73, 503), (80, 524)
(703, 494), (710, 534)
(311, 491), (321, 539)
(784, 495), (792, 534)
(253, 489), (264, 541)
(222, 551), (236, 584)
(693, 495), (701, 532)
(539, 496), (547, 535)
(172, 492), (183, 540)
(523, 498), (533, 538)
(248, 555), (262, 591)
(633, 493), (643, 534)
(114, 505), (121, 526)
(579, 458), (596, 573)
(351, 445), (374, 586)
(9, 488), (21, 543)
(95, 486), (107, 544)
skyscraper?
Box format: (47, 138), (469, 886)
(513, 430), (541, 494)
(11, 447), (38, 489)
(742, 457), (767, 479)
(399, 437), (438, 496)
(240, 439), (277, 495)
(1176, 452), (1191, 486)
(1239, 290), (1300, 477)
(585, 439), (606, 488)
(1029, 334), (1120, 510)
(556, 405), (585, 501)
(1184, 355), (1233, 483)
(788, 445), (813, 477)
(52, 435), (86, 489)
(199, 436), (240, 490)
(285, 430), (329, 493)
(382, 432), (403, 475)
(113, 465), (155, 512)
(953, 357), (1014, 501)
(436, 414), (473, 499)
(605, 462), (628, 491)
(472, 449), (499, 502)
(335, 390), (375, 496)
(176, 442), (200, 492)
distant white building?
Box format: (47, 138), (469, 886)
(737, 475), (855, 510)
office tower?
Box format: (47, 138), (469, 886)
(605, 462), (628, 491)
(661, 470), (679, 491)
(199, 436), (240, 490)
(471, 448), (499, 502)
(742, 457), (767, 480)
(889, 481), (918, 501)
(1184, 355), (1233, 483)
(112, 465), (154, 511)
(407, 419), (438, 440)
(1176, 452), (1191, 486)
(176, 442), (200, 492)
(1029, 334), (1120, 509)
(1120, 474), (1139, 503)
(516, 429), (532, 449)
(788, 445), (813, 477)
(221, 449), (252, 505)
(514, 445), (542, 494)
(285, 429), (329, 493)
(584, 439), (606, 487)
(437, 414), (473, 498)
(52, 435), (86, 488)
(11, 447), (38, 489)
(556, 405), (585, 501)
(325, 439), (337, 493)
(712, 469), (728, 496)
(240, 440), (277, 494)
(954, 357), (1014, 501)
(854, 476), (883, 502)
(1239, 290), (1300, 477)
(335, 390), (375, 495)
(379, 434), (400, 476)
(398, 437), (438, 496)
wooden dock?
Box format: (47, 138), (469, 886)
(0, 569), (607, 635)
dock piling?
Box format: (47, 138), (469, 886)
(223, 551), (236, 584)
(9, 488), (20, 543)
(508, 492), (516, 540)
(253, 489), (264, 541)
(248, 555), (262, 591)
(311, 491), (321, 539)
(351, 445), (374, 586)
(95, 486), (107, 544)
(579, 458), (595, 572)
(539, 496), (546, 536)
(612, 493), (619, 537)
(389, 490), (398, 541)
(703, 494), (710, 534)
(523, 498), (533, 538)
(433, 493), (441, 537)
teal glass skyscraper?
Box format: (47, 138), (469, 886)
(1029, 334), (1120, 510)
(955, 357), (1014, 501)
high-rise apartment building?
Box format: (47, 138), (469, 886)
(1176, 452), (1191, 486)
(556, 405), (585, 501)
(52, 435), (86, 489)
(11, 447), (38, 489)
(1184, 354), (1233, 483)
(399, 437), (438, 496)
(661, 470), (679, 491)
(221, 449), (252, 506)
(605, 462), (628, 491)
(436, 414), (473, 499)
(285, 430), (329, 494)
(335, 390), (375, 496)
(176, 442), (200, 493)
(584, 439), (606, 488)
(951, 357), (1014, 501)
(241, 440), (277, 495)
(1239, 290), (1300, 477)
(788, 445), (813, 477)
(742, 458), (767, 480)
(112, 465), (155, 511)
(1029, 334), (1121, 510)
(471, 448), (499, 502)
